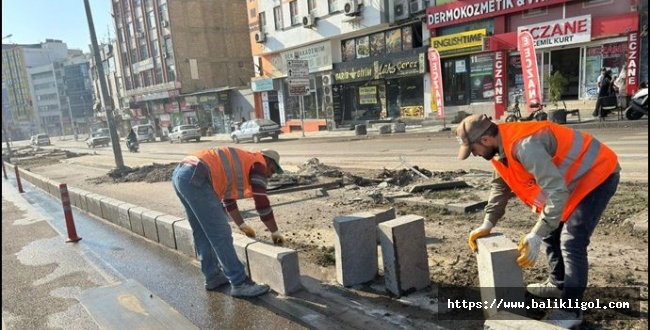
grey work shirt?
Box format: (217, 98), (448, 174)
(483, 127), (618, 237)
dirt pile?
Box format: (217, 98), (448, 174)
(7, 147), (87, 169)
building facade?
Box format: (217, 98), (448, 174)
(111, 0), (255, 137)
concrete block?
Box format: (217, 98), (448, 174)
(378, 215), (430, 297)
(334, 212), (378, 286)
(378, 125), (392, 134)
(369, 207), (397, 226)
(476, 234), (525, 319)
(157, 214), (183, 249)
(128, 206), (149, 237)
(85, 194), (105, 218)
(67, 187), (82, 209)
(173, 220), (196, 258)
(100, 198), (125, 224)
(232, 233), (257, 276)
(117, 203), (137, 231)
(141, 210), (165, 242)
(446, 201), (488, 213)
(484, 311), (566, 330)
(47, 180), (61, 199)
(392, 122), (406, 133)
(76, 189), (89, 212)
(247, 242), (301, 295)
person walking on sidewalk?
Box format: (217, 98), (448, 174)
(172, 147), (286, 297)
(458, 114), (620, 328)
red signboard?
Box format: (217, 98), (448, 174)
(493, 51), (506, 119)
(517, 31), (541, 112)
(428, 48), (444, 118)
(426, 0), (572, 29)
(626, 32), (639, 96)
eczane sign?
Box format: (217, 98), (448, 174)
(517, 15), (591, 49)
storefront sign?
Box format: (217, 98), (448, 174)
(268, 41), (333, 76)
(517, 31), (541, 112)
(493, 51), (506, 119)
(430, 29), (486, 57)
(426, 0), (572, 29)
(359, 86), (377, 105)
(626, 32), (639, 95)
(374, 53), (426, 79)
(400, 106), (424, 117)
(251, 77), (274, 92)
(334, 66), (374, 83)
(428, 48), (444, 118)
(518, 15), (591, 49)
(132, 58), (154, 74)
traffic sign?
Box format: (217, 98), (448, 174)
(289, 86), (310, 96)
(287, 60), (309, 78)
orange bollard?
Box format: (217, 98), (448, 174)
(14, 165), (24, 193)
(2, 160), (7, 179)
(59, 183), (82, 243)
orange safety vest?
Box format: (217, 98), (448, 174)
(492, 122), (618, 221)
(193, 147), (267, 200)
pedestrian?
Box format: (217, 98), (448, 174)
(172, 147), (286, 297)
(458, 114), (620, 328)
(593, 68), (608, 117)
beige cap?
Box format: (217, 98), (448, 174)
(456, 114), (492, 160)
(260, 149), (283, 174)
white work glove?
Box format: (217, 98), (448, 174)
(271, 230), (285, 246)
(517, 232), (542, 268)
(468, 220), (494, 252)
(238, 223), (256, 238)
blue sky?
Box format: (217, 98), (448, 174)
(2, 0), (113, 51)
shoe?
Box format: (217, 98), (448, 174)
(231, 279), (270, 297)
(541, 309), (583, 329)
(205, 272), (229, 291)
(527, 279), (562, 298)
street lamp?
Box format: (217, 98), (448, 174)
(2, 34), (12, 40)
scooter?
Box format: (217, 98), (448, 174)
(505, 96), (548, 122)
(625, 86), (648, 120)
(126, 139), (139, 153)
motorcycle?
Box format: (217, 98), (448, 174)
(625, 86), (648, 120)
(126, 139), (139, 153)
(505, 96), (548, 122)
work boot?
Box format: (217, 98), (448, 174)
(526, 279), (562, 298)
(231, 279), (270, 298)
(541, 309), (583, 329)
(205, 272), (229, 291)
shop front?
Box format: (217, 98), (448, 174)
(332, 48), (427, 124)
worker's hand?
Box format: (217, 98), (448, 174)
(271, 231), (285, 246)
(517, 233), (542, 268)
(468, 220), (494, 252)
(238, 223), (256, 238)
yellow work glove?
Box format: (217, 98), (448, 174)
(468, 220), (494, 252)
(517, 233), (542, 268)
(238, 223), (256, 238)
(271, 230), (285, 246)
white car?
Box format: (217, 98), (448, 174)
(168, 125), (201, 143)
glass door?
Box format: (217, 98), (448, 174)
(442, 57), (470, 106)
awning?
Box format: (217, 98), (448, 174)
(179, 86), (234, 97)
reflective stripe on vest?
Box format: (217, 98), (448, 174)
(193, 147), (266, 200)
(491, 122), (618, 221)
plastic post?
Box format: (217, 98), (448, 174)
(59, 183), (82, 243)
(14, 166), (24, 193)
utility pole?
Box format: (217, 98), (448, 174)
(83, 0), (124, 168)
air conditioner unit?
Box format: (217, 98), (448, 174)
(302, 13), (315, 28)
(161, 20), (169, 27)
(394, 0), (409, 21)
(322, 74), (332, 86)
(163, 53), (169, 58)
(343, 0), (361, 16)
(409, 0), (426, 14)
(255, 32), (266, 43)
(136, 32), (144, 38)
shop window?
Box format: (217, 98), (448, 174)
(356, 36), (370, 59)
(469, 53), (495, 102)
(402, 26), (413, 51)
(386, 29), (402, 53)
(507, 55), (524, 103)
(342, 39), (356, 62)
(370, 32), (386, 57)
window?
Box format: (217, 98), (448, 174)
(274, 6), (283, 30)
(308, 0), (317, 13)
(328, 0), (339, 13)
(290, 1), (299, 25)
(148, 11), (156, 29)
(258, 12), (267, 34)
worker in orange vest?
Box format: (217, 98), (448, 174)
(172, 147), (285, 297)
(457, 114), (620, 328)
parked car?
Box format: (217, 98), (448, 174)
(30, 134), (51, 146)
(86, 131), (110, 148)
(168, 124), (201, 143)
(133, 124), (156, 142)
(230, 118), (281, 144)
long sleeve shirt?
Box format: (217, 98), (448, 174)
(485, 128), (577, 237)
(223, 162), (275, 223)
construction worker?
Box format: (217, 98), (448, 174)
(457, 114), (620, 328)
(172, 147), (286, 297)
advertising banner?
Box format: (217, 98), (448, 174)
(427, 48), (444, 118)
(517, 31), (541, 112)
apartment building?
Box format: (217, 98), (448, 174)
(110, 0), (255, 136)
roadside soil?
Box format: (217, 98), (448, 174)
(8, 146), (648, 330)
